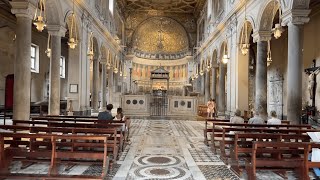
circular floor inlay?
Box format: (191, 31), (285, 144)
(147, 157), (171, 164)
(149, 168), (170, 175)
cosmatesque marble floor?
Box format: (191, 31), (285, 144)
(1, 118), (316, 180)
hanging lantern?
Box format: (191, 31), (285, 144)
(267, 40), (272, 67)
(87, 32), (94, 60)
(222, 54), (229, 64)
(106, 51), (112, 69)
(222, 43), (229, 64)
(33, 0), (46, 32)
(45, 34), (51, 58)
(113, 56), (118, 73)
(272, 1), (283, 39)
(240, 3), (250, 56)
(273, 23), (283, 39)
(68, 16), (78, 48)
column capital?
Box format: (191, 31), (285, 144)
(282, 9), (311, 26)
(10, 1), (36, 19)
(252, 31), (272, 43)
(47, 25), (67, 37)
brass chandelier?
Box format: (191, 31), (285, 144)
(33, 0), (46, 32)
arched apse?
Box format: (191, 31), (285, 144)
(131, 16), (190, 59)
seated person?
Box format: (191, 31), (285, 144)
(267, 110), (281, 125)
(248, 111), (264, 124)
(98, 104), (114, 120)
(230, 109), (245, 124)
(115, 107), (125, 121)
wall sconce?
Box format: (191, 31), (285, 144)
(33, 0), (46, 32)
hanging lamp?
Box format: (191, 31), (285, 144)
(45, 34), (51, 58)
(267, 40), (272, 67)
(68, 0), (78, 49)
(240, 0), (250, 55)
(272, 0), (283, 39)
(222, 43), (229, 64)
(113, 56), (119, 74)
(33, 0), (46, 32)
(87, 32), (94, 60)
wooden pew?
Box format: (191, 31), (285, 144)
(12, 120), (125, 154)
(31, 116), (131, 142)
(231, 133), (311, 174)
(0, 125), (119, 164)
(245, 142), (320, 180)
(205, 121), (311, 147)
(0, 133), (109, 179)
(203, 118), (292, 145)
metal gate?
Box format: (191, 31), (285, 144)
(150, 91), (168, 116)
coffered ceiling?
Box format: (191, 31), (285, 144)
(119, 0), (205, 14)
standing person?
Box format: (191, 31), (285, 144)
(248, 111), (265, 124)
(267, 111), (281, 125)
(207, 98), (216, 118)
(98, 104), (114, 120)
(230, 109), (244, 124)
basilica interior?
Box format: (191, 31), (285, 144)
(0, 0), (320, 179)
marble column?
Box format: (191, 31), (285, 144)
(100, 62), (107, 110)
(92, 58), (99, 112)
(218, 63), (226, 115)
(255, 41), (268, 120)
(47, 26), (65, 115)
(204, 72), (210, 102)
(108, 69), (114, 104)
(211, 67), (217, 100)
(287, 23), (303, 124)
(10, 2), (33, 120)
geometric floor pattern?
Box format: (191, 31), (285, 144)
(3, 118), (313, 179)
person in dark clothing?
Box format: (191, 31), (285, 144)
(115, 108), (124, 121)
(98, 104), (114, 120)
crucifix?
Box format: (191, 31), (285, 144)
(304, 59), (320, 109)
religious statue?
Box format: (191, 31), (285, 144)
(307, 68), (320, 99)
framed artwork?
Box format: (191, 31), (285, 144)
(69, 84), (78, 93)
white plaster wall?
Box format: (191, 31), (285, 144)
(0, 27), (68, 106)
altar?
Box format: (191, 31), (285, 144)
(121, 94), (198, 117)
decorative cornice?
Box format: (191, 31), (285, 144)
(10, 1), (36, 19)
(252, 31), (272, 43)
(47, 25), (67, 37)
(281, 9), (311, 26)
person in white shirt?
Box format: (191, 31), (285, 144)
(267, 111), (281, 125)
(248, 111), (264, 124)
(230, 109), (244, 124)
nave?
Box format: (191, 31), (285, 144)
(1, 118), (317, 180)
